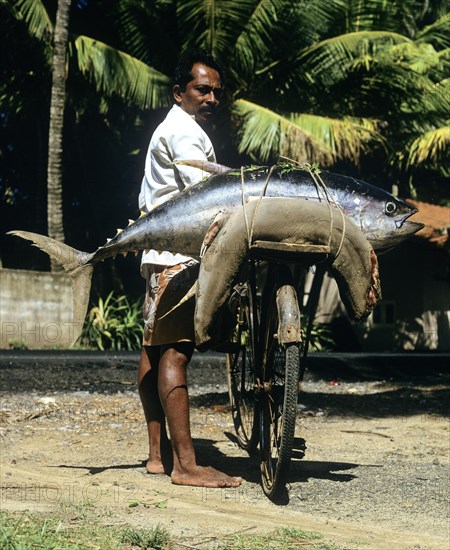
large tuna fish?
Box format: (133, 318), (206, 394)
(7, 163), (422, 342)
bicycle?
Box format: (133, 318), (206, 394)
(226, 239), (329, 502)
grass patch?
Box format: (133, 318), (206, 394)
(121, 525), (171, 549)
(220, 526), (345, 549)
(0, 512), (171, 549)
(0, 511), (344, 549)
(58, 497), (96, 520)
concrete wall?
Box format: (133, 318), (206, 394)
(0, 268), (75, 349)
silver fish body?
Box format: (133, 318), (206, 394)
(87, 164), (422, 263)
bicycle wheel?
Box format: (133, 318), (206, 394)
(226, 282), (259, 452)
(259, 276), (301, 501)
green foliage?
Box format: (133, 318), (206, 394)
(7, 338), (28, 350)
(0, 511), (173, 549)
(81, 291), (143, 351)
(73, 36), (172, 110)
(225, 525), (344, 549)
(108, 0), (449, 197)
(0, 511), (342, 550)
(121, 525), (172, 549)
(0, 511), (117, 549)
(302, 320), (336, 352)
(233, 99), (385, 165)
(7, 0), (53, 42)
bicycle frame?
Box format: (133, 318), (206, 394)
(228, 247), (329, 501)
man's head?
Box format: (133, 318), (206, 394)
(173, 49), (223, 124)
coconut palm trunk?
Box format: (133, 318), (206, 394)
(47, 0), (71, 270)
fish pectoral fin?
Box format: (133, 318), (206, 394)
(174, 159), (232, 175)
(157, 282), (198, 321)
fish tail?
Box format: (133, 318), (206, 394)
(7, 230), (94, 346)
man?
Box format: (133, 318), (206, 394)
(137, 49), (242, 488)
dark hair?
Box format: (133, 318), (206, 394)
(173, 48), (224, 91)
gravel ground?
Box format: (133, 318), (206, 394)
(1, 351), (449, 549)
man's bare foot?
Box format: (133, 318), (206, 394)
(146, 448), (173, 475)
(171, 465), (242, 487)
(146, 458), (166, 475)
(146, 441), (173, 475)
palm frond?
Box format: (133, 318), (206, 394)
(382, 59), (449, 115)
(417, 53), (450, 88)
(73, 36), (172, 110)
(8, 0), (53, 41)
(287, 112), (385, 164)
(233, 99), (383, 166)
(176, 0), (253, 58)
(232, 99), (284, 162)
(337, 0), (405, 34)
(407, 126), (450, 169)
(286, 0), (414, 39)
(416, 13), (450, 50)
(296, 30), (411, 86)
(394, 42), (443, 75)
(231, 0), (284, 84)
(115, 0), (178, 72)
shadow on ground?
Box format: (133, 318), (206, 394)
(191, 385), (449, 418)
(55, 437), (359, 490)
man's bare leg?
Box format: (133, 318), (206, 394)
(158, 343), (242, 488)
(138, 347), (172, 474)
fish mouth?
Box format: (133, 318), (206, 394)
(395, 213), (424, 235)
(375, 211), (424, 254)
(397, 220), (425, 234)
(394, 206), (422, 232)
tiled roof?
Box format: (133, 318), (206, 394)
(405, 199), (450, 248)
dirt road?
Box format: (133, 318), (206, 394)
(1, 352), (449, 549)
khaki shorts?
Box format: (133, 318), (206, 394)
(142, 260), (199, 346)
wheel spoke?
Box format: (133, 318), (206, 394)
(226, 280), (259, 452)
(259, 274), (301, 501)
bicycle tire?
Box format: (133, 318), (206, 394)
(259, 276), (300, 501)
(226, 282), (259, 452)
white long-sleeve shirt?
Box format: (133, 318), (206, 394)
(139, 104), (216, 267)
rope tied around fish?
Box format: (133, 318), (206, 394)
(240, 157), (347, 259)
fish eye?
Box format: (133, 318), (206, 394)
(385, 201), (397, 215)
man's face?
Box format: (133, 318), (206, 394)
(173, 62), (222, 124)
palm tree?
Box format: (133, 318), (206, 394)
(2, 0), (172, 270)
(4, 0), (72, 270)
(46, 0), (71, 269)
